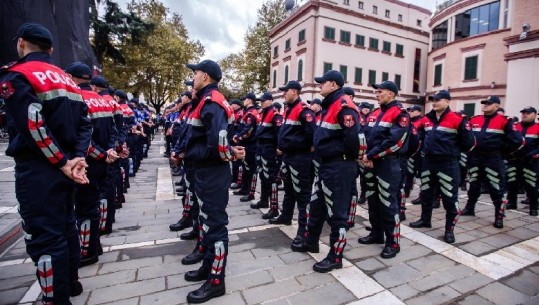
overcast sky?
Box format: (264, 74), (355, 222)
(117, 0), (436, 61)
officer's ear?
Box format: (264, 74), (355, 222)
(48, 47), (54, 55)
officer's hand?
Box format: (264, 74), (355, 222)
(232, 135), (239, 144)
(106, 149), (119, 163)
(170, 152), (182, 165)
(60, 159), (77, 180)
(72, 158), (90, 184)
(232, 146), (245, 160)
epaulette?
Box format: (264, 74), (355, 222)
(341, 99), (349, 108)
(0, 61), (18, 73)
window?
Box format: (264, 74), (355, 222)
(434, 64), (442, 86)
(413, 48), (421, 92)
(358, 1), (363, 9)
(385, 10), (390, 18)
(272, 70), (276, 88)
(285, 38), (291, 50)
(298, 29), (305, 42)
(273, 46), (278, 57)
(355, 34), (365, 47)
(396, 44), (404, 56)
(417, 19), (422, 27)
(340, 30), (351, 44)
(323, 62), (333, 73)
(463, 103), (475, 117)
(398, 14), (403, 22)
(369, 38), (379, 50)
(383, 41), (391, 53)
(464, 56), (478, 80)
(395, 74), (401, 89)
(432, 21), (448, 50)
(340, 65), (348, 82)
(455, 1), (499, 40)
(324, 26), (335, 40)
(368, 70), (376, 85)
(343, 0), (349, 5)
(373, 5), (378, 14)
(354, 67), (362, 83)
(297, 60), (303, 81)
(284, 65), (289, 84)
(382, 72), (389, 82)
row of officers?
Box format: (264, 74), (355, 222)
(166, 64), (538, 303)
(0, 23), (156, 305)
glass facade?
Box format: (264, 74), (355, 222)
(432, 20), (448, 50)
(455, 1), (499, 41)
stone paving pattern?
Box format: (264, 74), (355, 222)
(0, 136), (538, 305)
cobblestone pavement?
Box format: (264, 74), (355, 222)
(0, 136), (538, 305)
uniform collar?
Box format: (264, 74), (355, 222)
(196, 83), (218, 100)
(321, 88), (344, 108)
(78, 83), (92, 91)
(18, 52), (53, 64)
(381, 100), (398, 111)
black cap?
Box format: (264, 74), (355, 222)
(184, 80), (194, 87)
(65, 62), (92, 80)
(372, 81), (399, 95)
(407, 105), (422, 112)
(114, 90), (127, 100)
(258, 92), (273, 102)
(229, 99), (243, 107)
(129, 98), (139, 104)
(314, 70), (344, 87)
(279, 80), (302, 91)
(108, 86), (115, 95)
(90, 76), (109, 88)
(272, 102), (282, 109)
(497, 107), (505, 113)
(180, 91), (192, 99)
(243, 92), (257, 101)
(309, 98), (322, 105)
(173, 98), (181, 104)
(14, 23), (53, 48)
(432, 90), (451, 101)
(343, 86), (355, 97)
(480, 96), (501, 105)
(520, 106), (537, 114)
(186, 60), (222, 82)
(358, 102), (371, 109)
(427, 95), (435, 101)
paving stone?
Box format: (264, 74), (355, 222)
(0, 274), (35, 291)
(501, 270), (539, 296)
(479, 233), (521, 248)
(457, 294), (495, 305)
(0, 262), (35, 280)
(81, 270), (136, 290)
(410, 265), (474, 292)
(137, 262), (192, 280)
(226, 254), (284, 277)
(88, 278), (165, 305)
(346, 244), (384, 260)
(71, 290), (90, 305)
(505, 227), (539, 240)
(201, 291), (246, 305)
(287, 282), (356, 305)
(261, 299), (290, 305)
(78, 263), (100, 278)
(372, 263), (424, 288)
(459, 241), (497, 256)
(225, 250), (255, 264)
(449, 272), (494, 294)
(226, 270), (274, 292)
(355, 257), (385, 271)
(279, 251), (311, 264)
(523, 296), (539, 305)
(139, 285), (197, 305)
(376, 244), (433, 267)
(98, 257), (162, 274)
(476, 282), (530, 305)
(296, 272), (336, 290)
(251, 246), (291, 259)
(242, 278), (304, 304)
(268, 259), (315, 281)
(347, 290), (405, 305)
(92, 298), (140, 305)
(407, 254), (456, 274)
(390, 284), (420, 300)
(0, 286), (28, 305)
(406, 286), (461, 305)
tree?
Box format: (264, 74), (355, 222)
(89, 0), (154, 64)
(221, 0), (288, 94)
(101, 0), (204, 114)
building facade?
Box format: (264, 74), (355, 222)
(269, 0), (431, 108)
(426, 0), (539, 117)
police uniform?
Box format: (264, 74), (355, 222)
(409, 90), (475, 243)
(229, 100), (244, 188)
(462, 96), (525, 228)
(358, 81), (410, 259)
(0, 23), (92, 304)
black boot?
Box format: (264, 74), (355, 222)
(262, 209), (279, 219)
(186, 279), (226, 303)
(493, 217), (504, 229)
(268, 217), (291, 225)
(506, 202), (517, 210)
(411, 197), (422, 205)
(184, 266), (210, 282)
(460, 206), (475, 216)
(232, 190), (248, 196)
(291, 241), (319, 253)
(240, 194), (255, 202)
(313, 258), (342, 273)
(169, 217), (193, 231)
(180, 228), (198, 240)
(380, 244), (400, 259)
(250, 200), (269, 209)
(357, 234), (384, 244)
(182, 249), (205, 265)
(69, 281), (83, 297)
(444, 231), (455, 244)
(530, 210), (538, 216)
(399, 210), (406, 221)
(409, 219), (432, 228)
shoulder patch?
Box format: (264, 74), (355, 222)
(0, 81), (15, 99)
(398, 116), (409, 127)
(341, 99), (349, 108)
(465, 121), (471, 130)
(343, 114), (355, 127)
(305, 113), (313, 122)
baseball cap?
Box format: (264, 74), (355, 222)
(480, 96), (501, 104)
(14, 23), (53, 48)
(309, 98), (322, 105)
(64, 62), (92, 80)
(272, 102), (282, 109)
(114, 89), (128, 100)
(407, 105), (422, 112)
(242, 92), (257, 101)
(372, 81), (399, 95)
(186, 59), (222, 82)
(184, 80), (194, 87)
(432, 90), (451, 101)
(279, 80), (302, 91)
(258, 92), (273, 102)
(229, 99), (243, 107)
(90, 76), (109, 88)
(314, 70), (344, 87)
(358, 102), (372, 109)
(180, 91), (192, 99)
(520, 106), (537, 114)
(343, 86), (355, 97)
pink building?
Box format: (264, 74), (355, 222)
(269, 0), (431, 109)
(426, 0), (539, 117)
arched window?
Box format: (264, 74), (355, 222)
(297, 60), (303, 81)
(284, 65), (289, 84)
(273, 70), (277, 88)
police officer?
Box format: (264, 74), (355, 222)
(252, 92), (282, 219)
(358, 81), (410, 259)
(461, 96), (524, 228)
(180, 60), (245, 303)
(229, 99), (244, 189)
(233, 93), (260, 202)
(115, 89), (135, 191)
(294, 71), (361, 273)
(310, 98), (322, 122)
(409, 90), (475, 243)
(404, 105), (424, 199)
(1, 23), (93, 304)
(507, 107), (539, 216)
(356, 102), (372, 205)
(271, 81), (316, 249)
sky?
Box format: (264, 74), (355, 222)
(116, 0), (436, 61)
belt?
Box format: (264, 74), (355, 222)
(321, 154), (355, 163)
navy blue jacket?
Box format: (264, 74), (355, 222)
(255, 105), (282, 145)
(278, 99), (316, 154)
